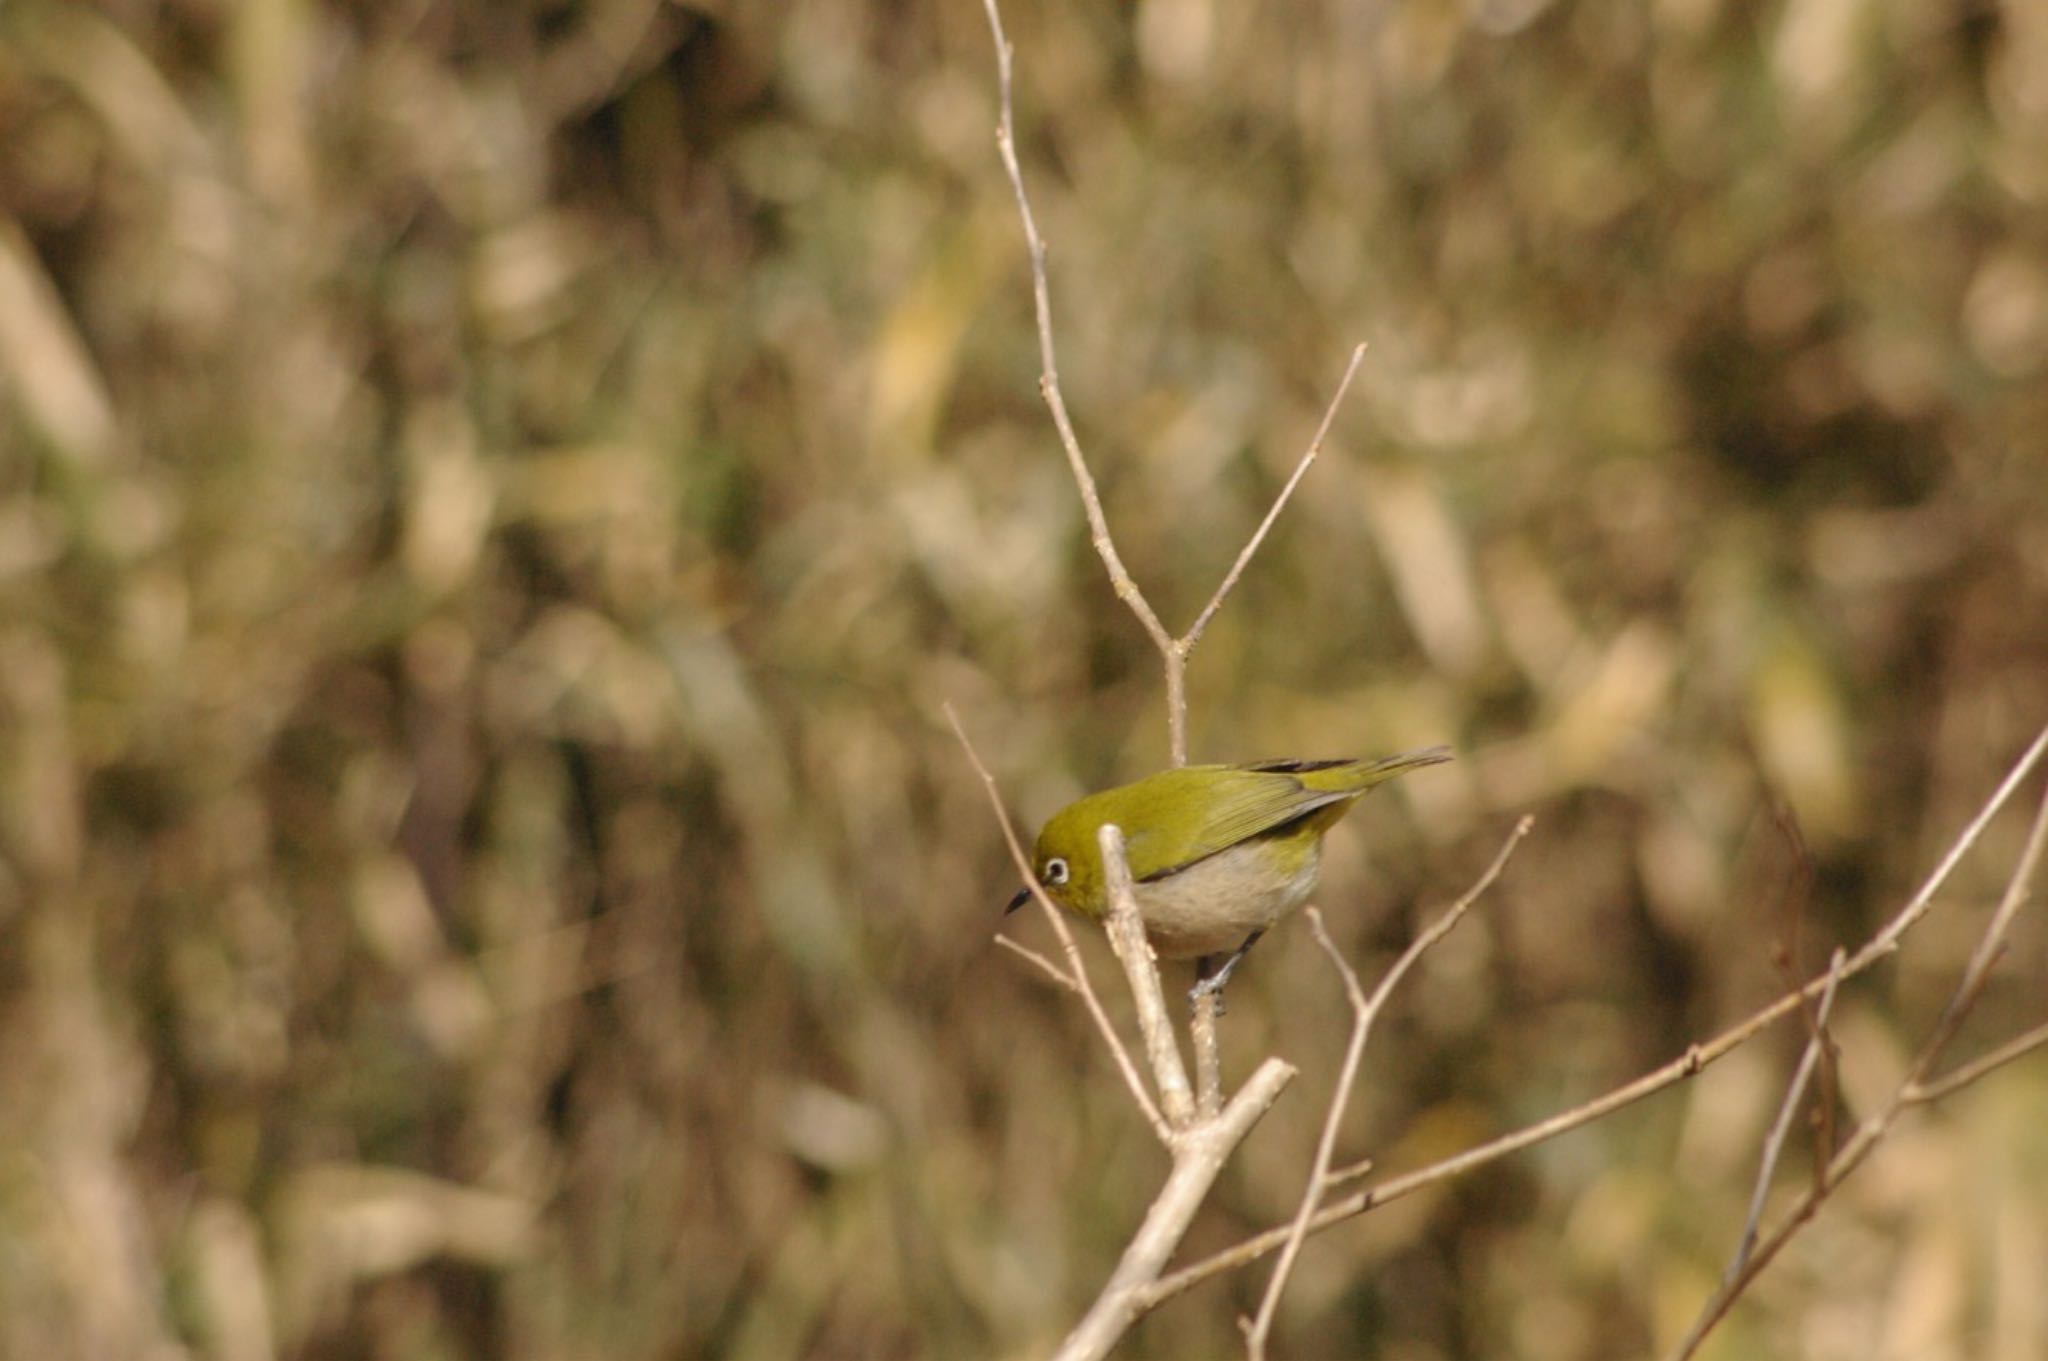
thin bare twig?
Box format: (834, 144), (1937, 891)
(1326, 1157), (1375, 1187)
(1865, 733), (2048, 957)
(1759, 796), (1836, 1178)
(1186, 343), (1367, 653)
(946, 703), (1172, 1145)
(1908, 1017), (2048, 1105)
(1143, 724), (2048, 1308)
(1724, 947), (1845, 1288)
(978, 0), (1174, 676)
(1904, 775), (2048, 1078)
(1243, 909), (1364, 1361)
(1243, 817), (1532, 1360)
(1668, 773), (2048, 1360)
(994, 932), (1075, 990)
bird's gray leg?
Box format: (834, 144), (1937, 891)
(1188, 929), (1266, 1010)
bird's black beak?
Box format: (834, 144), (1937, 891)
(1004, 884), (1032, 915)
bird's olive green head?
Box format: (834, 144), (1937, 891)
(1002, 749), (1450, 922)
(1006, 797), (1123, 920)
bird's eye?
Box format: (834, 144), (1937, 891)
(1044, 857), (1069, 886)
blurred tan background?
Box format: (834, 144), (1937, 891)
(3, 0), (2048, 1357)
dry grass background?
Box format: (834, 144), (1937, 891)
(2, 0), (2047, 1358)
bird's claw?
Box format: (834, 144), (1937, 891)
(1187, 972), (1229, 1016)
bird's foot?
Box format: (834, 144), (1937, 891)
(1188, 930), (1265, 1015)
(1187, 968), (1231, 1015)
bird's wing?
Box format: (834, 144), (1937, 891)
(1126, 767), (1349, 881)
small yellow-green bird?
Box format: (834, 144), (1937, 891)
(1006, 748), (1450, 999)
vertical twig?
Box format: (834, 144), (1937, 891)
(1191, 996), (1223, 1119)
(979, 0), (1177, 736)
(1099, 825), (1196, 1130)
(1723, 947), (1845, 1286)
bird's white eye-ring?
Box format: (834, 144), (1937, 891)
(1044, 857), (1070, 886)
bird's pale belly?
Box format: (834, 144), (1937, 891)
(1132, 840), (1323, 959)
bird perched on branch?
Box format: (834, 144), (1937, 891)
(1007, 748), (1450, 1001)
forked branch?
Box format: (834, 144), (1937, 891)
(979, 0), (1367, 769)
